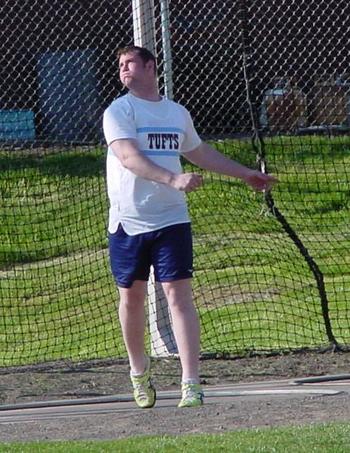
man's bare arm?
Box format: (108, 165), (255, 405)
(184, 142), (277, 192)
(110, 139), (203, 192)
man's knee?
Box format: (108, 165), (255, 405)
(162, 279), (193, 310)
(119, 281), (147, 307)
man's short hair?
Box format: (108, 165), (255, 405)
(117, 46), (157, 72)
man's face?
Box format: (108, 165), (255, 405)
(119, 51), (153, 89)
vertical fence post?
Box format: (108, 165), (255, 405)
(160, 0), (173, 100)
(132, 0), (178, 357)
(132, 0), (156, 51)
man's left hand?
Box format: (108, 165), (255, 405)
(244, 170), (278, 192)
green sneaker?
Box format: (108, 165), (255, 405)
(178, 383), (204, 408)
(130, 358), (156, 409)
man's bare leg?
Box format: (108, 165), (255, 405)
(118, 280), (148, 374)
(162, 278), (200, 382)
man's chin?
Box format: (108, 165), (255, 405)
(122, 76), (132, 85)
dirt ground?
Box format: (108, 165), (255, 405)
(0, 350), (350, 441)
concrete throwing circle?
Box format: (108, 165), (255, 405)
(0, 377), (347, 424)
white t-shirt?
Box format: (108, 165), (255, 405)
(103, 93), (202, 235)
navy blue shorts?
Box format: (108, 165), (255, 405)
(108, 223), (193, 288)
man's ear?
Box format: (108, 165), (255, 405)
(146, 60), (156, 74)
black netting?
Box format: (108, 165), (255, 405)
(1, 1), (350, 368)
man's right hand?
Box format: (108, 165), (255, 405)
(169, 173), (204, 192)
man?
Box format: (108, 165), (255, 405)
(103, 46), (277, 409)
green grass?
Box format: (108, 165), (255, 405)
(1, 150), (107, 265)
(1, 136), (350, 366)
(1, 422), (349, 452)
(0, 248), (125, 365)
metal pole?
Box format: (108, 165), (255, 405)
(160, 0), (173, 99)
(132, 0), (178, 357)
(132, 0), (156, 52)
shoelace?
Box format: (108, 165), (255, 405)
(183, 386), (202, 399)
(133, 375), (151, 391)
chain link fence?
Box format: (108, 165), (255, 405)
(1, 1), (349, 140)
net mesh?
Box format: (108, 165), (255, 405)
(1, 0), (350, 368)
